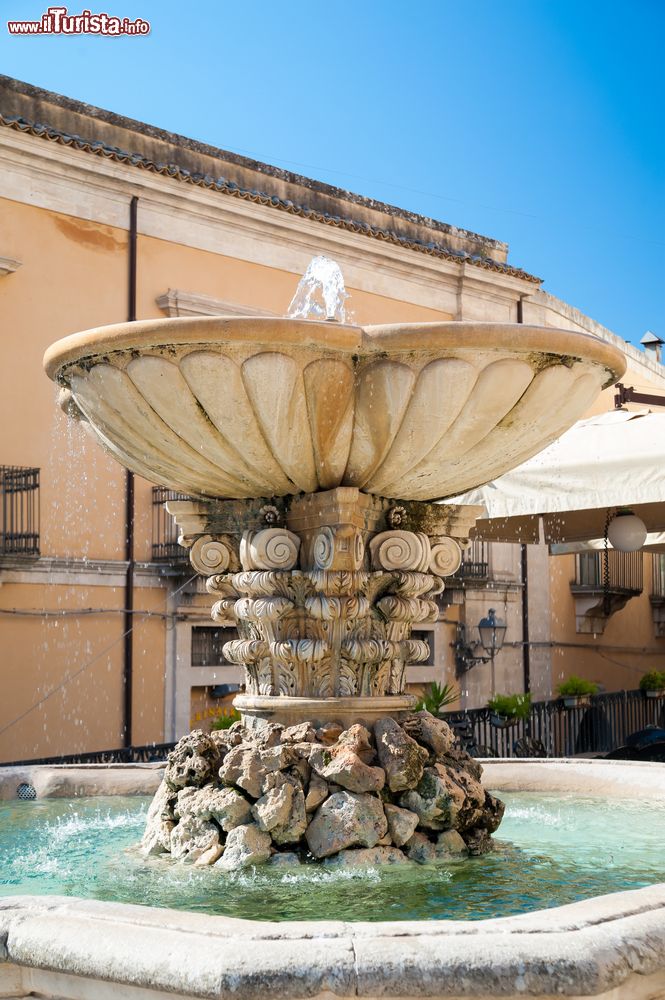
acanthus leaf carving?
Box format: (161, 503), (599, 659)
(234, 596), (294, 622)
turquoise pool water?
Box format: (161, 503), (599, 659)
(1, 792), (664, 921)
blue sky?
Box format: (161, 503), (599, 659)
(1, 0), (663, 346)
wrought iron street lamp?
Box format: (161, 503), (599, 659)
(478, 608), (507, 697)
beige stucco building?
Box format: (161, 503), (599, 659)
(1, 75), (663, 763)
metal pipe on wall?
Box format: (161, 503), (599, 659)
(123, 195), (138, 747)
(517, 294), (531, 694)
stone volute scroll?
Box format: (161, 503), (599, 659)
(239, 528), (300, 571)
(189, 535), (240, 576)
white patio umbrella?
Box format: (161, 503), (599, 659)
(452, 409), (665, 547)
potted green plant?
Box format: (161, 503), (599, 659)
(487, 693), (531, 728)
(556, 675), (598, 708)
(639, 670), (665, 698)
(211, 708), (242, 730)
(415, 681), (460, 715)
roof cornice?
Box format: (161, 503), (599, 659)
(0, 110), (541, 285)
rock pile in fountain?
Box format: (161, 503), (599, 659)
(142, 711), (504, 869)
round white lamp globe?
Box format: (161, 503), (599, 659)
(607, 511), (647, 552)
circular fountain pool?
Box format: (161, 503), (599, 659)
(3, 791), (664, 923)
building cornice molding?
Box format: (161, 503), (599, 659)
(0, 113), (540, 286)
(0, 255), (21, 276)
(0, 127), (538, 318)
(0, 557), (172, 588)
(156, 289), (277, 319)
(529, 290), (665, 385)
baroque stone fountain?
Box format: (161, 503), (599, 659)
(44, 259), (626, 868)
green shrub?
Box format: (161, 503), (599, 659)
(557, 675), (598, 697)
(487, 692), (531, 720)
(639, 670), (665, 692)
(211, 708), (242, 730)
(414, 681), (460, 714)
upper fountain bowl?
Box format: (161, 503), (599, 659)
(44, 317), (625, 501)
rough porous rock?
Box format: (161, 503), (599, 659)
(164, 731), (221, 791)
(175, 785), (252, 832)
(463, 828), (494, 856)
(317, 723), (343, 745)
(374, 718), (428, 792)
(306, 791), (388, 858)
(399, 767), (454, 830)
(268, 851), (301, 867)
(308, 743), (385, 794)
(336, 724), (376, 764)
(143, 714), (504, 869)
(323, 846), (408, 867)
(260, 744), (297, 773)
(433, 764), (485, 832)
(477, 791), (506, 833)
(170, 815), (219, 862)
(218, 746), (267, 799)
(252, 783), (294, 833)
(210, 727), (244, 752)
(305, 773), (328, 812)
(402, 711), (456, 758)
(272, 784), (308, 845)
(194, 844), (224, 867)
(251, 776), (308, 844)
(281, 723), (317, 744)
(141, 780), (177, 856)
(384, 802), (419, 847)
(253, 723), (284, 748)
(404, 831), (437, 864)
(436, 830), (468, 858)
(216, 823), (272, 870)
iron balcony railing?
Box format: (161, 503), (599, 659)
(3, 689), (663, 766)
(444, 688), (665, 758)
(575, 550), (643, 593)
(5, 688), (664, 766)
(452, 539), (490, 580)
(652, 553), (665, 598)
(0, 465), (40, 557)
(151, 486), (189, 564)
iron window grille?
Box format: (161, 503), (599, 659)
(191, 625), (238, 666)
(575, 550), (643, 593)
(151, 486), (189, 563)
(652, 553), (665, 599)
(1, 466), (40, 557)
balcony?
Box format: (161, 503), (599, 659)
(650, 553), (665, 638)
(151, 486), (190, 568)
(571, 550), (643, 633)
(1, 466), (40, 558)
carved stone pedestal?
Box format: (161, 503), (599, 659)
(167, 488), (481, 727)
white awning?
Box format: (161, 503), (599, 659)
(451, 410), (665, 544)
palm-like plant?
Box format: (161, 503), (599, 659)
(415, 681), (460, 715)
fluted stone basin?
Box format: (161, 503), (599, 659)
(44, 318), (626, 502)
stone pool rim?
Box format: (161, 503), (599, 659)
(1, 758), (664, 999)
